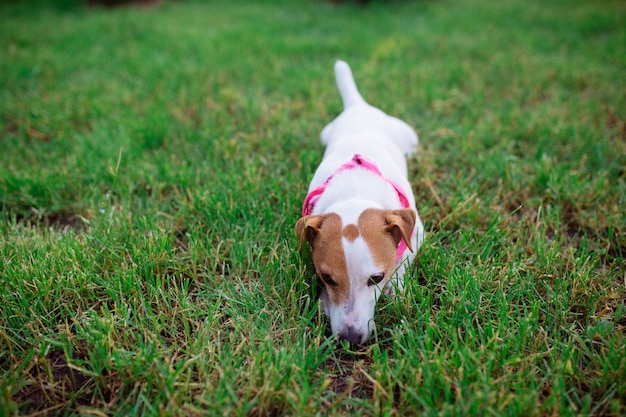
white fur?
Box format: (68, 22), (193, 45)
(307, 61), (424, 344)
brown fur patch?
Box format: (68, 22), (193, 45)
(342, 224), (360, 242)
(358, 209), (399, 272)
(303, 214), (350, 303)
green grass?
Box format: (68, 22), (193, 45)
(1, 0), (625, 415)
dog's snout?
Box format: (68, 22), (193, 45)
(338, 327), (364, 345)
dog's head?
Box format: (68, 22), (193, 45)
(296, 208), (415, 345)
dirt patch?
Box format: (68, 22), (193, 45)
(13, 349), (92, 413)
(13, 208), (89, 233)
(42, 210), (88, 232)
(323, 354), (375, 400)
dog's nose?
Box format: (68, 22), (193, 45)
(338, 328), (364, 345)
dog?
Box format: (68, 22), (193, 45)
(296, 60), (424, 345)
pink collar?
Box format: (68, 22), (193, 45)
(302, 154), (412, 260)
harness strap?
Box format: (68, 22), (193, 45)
(302, 154), (412, 260)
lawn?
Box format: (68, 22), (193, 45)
(1, 0), (625, 415)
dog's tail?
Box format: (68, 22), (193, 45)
(335, 60), (366, 109)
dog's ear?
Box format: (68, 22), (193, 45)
(384, 209), (416, 252)
(295, 215), (325, 252)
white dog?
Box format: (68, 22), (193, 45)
(296, 60), (424, 345)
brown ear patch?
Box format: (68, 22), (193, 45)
(295, 215), (347, 268)
(357, 208), (416, 267)
(296, 215), (325, 252)
(384, 208), (416, 253)
(304, 213), (350, 303)
(358, 209), (399, 269)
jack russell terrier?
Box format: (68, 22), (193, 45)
(296, 60), (424, 345)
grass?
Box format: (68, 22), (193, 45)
(1, 0), (624, 415)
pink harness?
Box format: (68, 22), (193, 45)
(302, 154), (412, 260)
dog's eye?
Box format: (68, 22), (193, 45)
(319, 273), (338, 287)
(368, 273), (385, 287)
